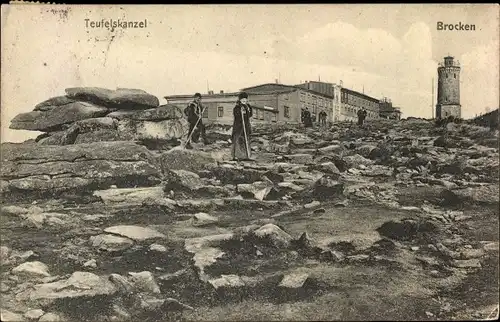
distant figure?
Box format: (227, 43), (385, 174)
(357, 107), (368, 126)
(303, 107), (313, 128)
(319, 111), (327, 127)
(184, 93), (208, 149)
(231, 92), (253, 161)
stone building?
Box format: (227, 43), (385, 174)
(295, 81), (342, 122)
(436, 56), (461, 118)
(241, 83), (333, 124)
(339, 88), (380, 121)
(379, 97), (402, 120)
(164, 90), (278, 125)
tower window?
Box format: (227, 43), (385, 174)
(446, 73), (448, 78)
(454, 73), (456, 78)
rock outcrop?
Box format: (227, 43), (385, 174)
(1, 141), (162, 201)
(9, 87), (188, 146)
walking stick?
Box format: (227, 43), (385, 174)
(241, 105), (251, 159)
(183, 105), (207, 149)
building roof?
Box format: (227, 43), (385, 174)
(341, 87), (380, 103)
(241, 83), (333, 98)
(164, 92), (240, 100)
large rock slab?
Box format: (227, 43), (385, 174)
(34, 96), (77, 111)
(132, 119), (187, 140)
(104, 225), (166, 241)
(89, 234), (135, 252)
(0, 141), (161, 199)
(121, 104), (184, 121)
(11, 261), (50, 278)
(65, 87), (159, 109)
(94, 186), (164, 205)
(9, 102), (109, 131)
(17, 271), (116, 303)
(159, 148), (218, 173)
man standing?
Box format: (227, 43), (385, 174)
(320, 110), (327, 127)
(184, 93), (208, 149)
(357, 107), (368, 126)
(303, 108), (313, 128)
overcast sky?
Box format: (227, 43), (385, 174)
(1, 4), (498, 142)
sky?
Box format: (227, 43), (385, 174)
(1, 4), (499, 142)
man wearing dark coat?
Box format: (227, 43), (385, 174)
(185, 93), (208, 149)
(303, 108), (313, 128)
(231, 92), (253, 161)
(357, 107), (368, 126)
(319, 110), (327, 127)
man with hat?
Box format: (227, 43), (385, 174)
(231, 92), (253, 161)
(184, 92), (208, 149)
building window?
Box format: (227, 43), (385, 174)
(454, 73), (456, 79)
(217, 106), (224, 118)
(272, 113), (277, 122)
(255, 109), (259, 119)
(203, 107), (208, 118)
(260, 110), (264, 120)
(284, 106), (290, 118)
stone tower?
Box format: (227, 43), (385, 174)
(436, 56), (461, 118)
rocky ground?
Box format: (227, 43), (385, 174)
(1, 117), (499, 321)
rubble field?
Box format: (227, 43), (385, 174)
(1, 117), (499, 321)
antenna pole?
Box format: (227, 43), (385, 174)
(432, 77), (434, 119)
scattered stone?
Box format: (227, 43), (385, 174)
(1, 310), (25, 322)
(19, 271), (117, 303)
(279, 272), (310, 288)
(237, 181), (273, 201)
(253, 224), (293, 248)
(24, 309), (45, 320)
(429, 270), (440, 277)
(89, 234), (134, 252)
(209, 274), (245, 289)
(191, 212), (219, 227)
(103, 225), (166, 241)
(94, 187), (164, 205)
(11, 261), (50, 278)
(346, 254), (370, 261)
(411, 246), (420, 251)
(334, 200), (349, 207)
(1, 282), (11, 292)
(128, 271), (161, 294)
(1, 245), (11, 263)
(149, 244), (168, 252)
(451, 259), (482, 269)
(313, 208), (326, 214)
(83, 259), (97, 268)
(109, 273), (134, 294)
(482, 242), (499, 252)
(304, 201), (321, 209)
(284, 154), (314, 164)
(39, 312), (65, 322)
(460, 248), (485, 260)
(158, 269), (190, 283)
(2, 205), (29, 215)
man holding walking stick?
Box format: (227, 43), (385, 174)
(184, 93), (208, 149)
(231, 92), (253, 161)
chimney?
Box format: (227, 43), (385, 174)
(208, 90), (214, 95)
(275, 79), (278, 84)
(220, 90), (224, 94)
